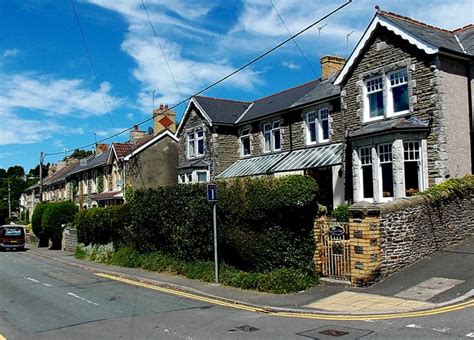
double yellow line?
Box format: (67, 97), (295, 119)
(96, 272), (474, 321)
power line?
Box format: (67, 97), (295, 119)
(269, 0), (317, 76)
(45, 0), (352, 157)
(141, 0), (183, 99)
(70, 0), (115, 128)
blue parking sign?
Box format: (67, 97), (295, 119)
(207, 184), (217, 202)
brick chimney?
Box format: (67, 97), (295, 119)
(95, 143), (109, 154)
(153, 103), (176, 135)
(130, 125), (147, 143)
(320, 55), (345, 80)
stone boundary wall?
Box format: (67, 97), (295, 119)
(62, 227), (78, 252)
(379, 193), (474, 278)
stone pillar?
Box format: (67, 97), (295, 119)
(313, 216), (326, 275)
(392, 139), (405, 198)
(349, 202), (382, 286)
(371, 146), (380, 202)
(352, 149), (361, 201)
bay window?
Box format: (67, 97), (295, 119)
(360, 147), (373, 199)
(403, 141), (421, 196)
(378, 144), (393, 198)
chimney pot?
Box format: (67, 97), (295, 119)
(160, 103), (164, 109)
(133, 125), (138, 131)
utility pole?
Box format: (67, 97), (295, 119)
(7, 179), (11, 219)
(39, 151), (44, 202)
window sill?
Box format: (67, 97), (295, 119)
(361, 112), (411, 125)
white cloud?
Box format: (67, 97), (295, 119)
(0, 74), (123, 117)
(2, 49), (19, 58)
(126, 113), (134, 120)
(281, 60), (301, 70)
(94, 127), (129, 137)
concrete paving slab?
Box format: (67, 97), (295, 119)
(395, 277), (465, 301)
(305, 291), (435, 313)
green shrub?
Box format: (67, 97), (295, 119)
(331, 203), (350, 222)
(418, 174), (474, 203)
(32, 203), (49, 246)
(75, 243), (115, 262)
(75, 204), (130, 246)
(129, 175), (318, 273)
(108, 246), (143, 268)
(42, 201), (78, 249)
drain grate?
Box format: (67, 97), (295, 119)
(319, 329), (350, 337)
(298, 325), (373, 339)
(235, 325), (260, 333)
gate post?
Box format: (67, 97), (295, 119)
(349, 202), (382, 286)
(313, 216), (326, 276)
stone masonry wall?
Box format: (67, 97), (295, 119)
(379, 193), (474, 278)
(341, 26), (443, 186)
(62, 227), (78, 252)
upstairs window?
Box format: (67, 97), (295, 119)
(187, 128), (205, 159)
(366, 76), (384, 119)
(240, 128), (251, 157)
(263, 120), (281, 152)
(363, 67), (409, 122)
(306, 108), (330, 145)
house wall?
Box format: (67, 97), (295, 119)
(438, 55), (472, 178)
(178, 108), (212, 165)
(214, 125), (239, 174)
(341, 27), (443, 186)
(126, 136), (178, 189)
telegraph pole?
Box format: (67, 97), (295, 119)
(39, 151), (44, 202)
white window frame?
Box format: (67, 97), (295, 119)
(377, 143), (394, 201)
(186, 127), (205, 159)
(363, 67), (409, 123)
(262, 120), (281, 152)
(359, 146), (374, 202)
(403, 140), (423, 196)
(196, 171), (209, 183)
(240, 128), (251, 157)
(178, 170), (210, 184)
(306, 111), (317, 145)
(318, 108), (330, 143)
(306, 108), (330, 145)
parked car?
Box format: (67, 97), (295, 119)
(0, 225), (26, 251)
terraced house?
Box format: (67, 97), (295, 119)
(335, 7), (473, 203)
(177, 7), (473, 208)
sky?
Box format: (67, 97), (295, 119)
(0, 0), (472, 172)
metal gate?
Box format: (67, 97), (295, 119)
(319, 222), (351, 281)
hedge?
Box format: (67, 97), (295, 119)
(31, 203), (49, 247)
(125, 175), (319, 273)
(42, 201), (78, 249)
(75, 204), (130, 246)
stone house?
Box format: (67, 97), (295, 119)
(334, 7), (473, 203)
(176, 56), (346, 210)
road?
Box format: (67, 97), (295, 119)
(0, 251), (473, 339)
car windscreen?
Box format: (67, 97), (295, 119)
(4, 227), (24, 237)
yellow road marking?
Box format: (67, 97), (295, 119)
(0, 334), (7, 340)
(96, 272), (474, 321)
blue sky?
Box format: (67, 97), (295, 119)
(0, 0), (472, 172)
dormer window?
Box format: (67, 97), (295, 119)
(187, 127), (205, 159)
(240, 128), (251, 157)
(363, 67), (409, 122)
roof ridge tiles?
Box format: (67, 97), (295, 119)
(377, 8), (454, 35)
(194, 95), (252, 104)
(452, 24), (474, 33)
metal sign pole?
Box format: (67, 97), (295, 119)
(213, 201), (219, 284)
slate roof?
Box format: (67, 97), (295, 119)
(378, 10), (473, 56)
(43, 161), (81, 186)
(349, 117), (430, 139)
(292, 74), (340, 108)
(238, 79), (320, 123)
(456, 25), (474, 55)
(69, 150), (111, 176)
(193, 96), (250, 125)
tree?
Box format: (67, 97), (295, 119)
(42, 201), (78, 249)
(64, 149), (93, 161)
(0, 168), (6, 179)
(28, 164), (49, 178)
(7, 166), (25, 178)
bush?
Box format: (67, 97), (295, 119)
(42, 201), (78, 249)
(331, 203), (350, 222)
(75, 204), (130, 246)
(418, 174), (474, 203)
(31, 203), (49, 247)
(124, 175), (319, 273)
(75, 243), (115, 263)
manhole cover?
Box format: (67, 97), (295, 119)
(298, 325), (373, 339)
(235, 325), (260, 333)
(320, 329), (350, 337)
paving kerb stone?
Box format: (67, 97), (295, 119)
(25, 245), (474, 316)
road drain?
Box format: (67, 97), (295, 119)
(230, 325), (260, 333)
(297, 325), (373, 339)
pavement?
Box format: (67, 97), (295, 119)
(24, 236), (474, 316)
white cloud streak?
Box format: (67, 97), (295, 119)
(2, 49), (19, 58)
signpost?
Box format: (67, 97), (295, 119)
(207, 184), (219, 284)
